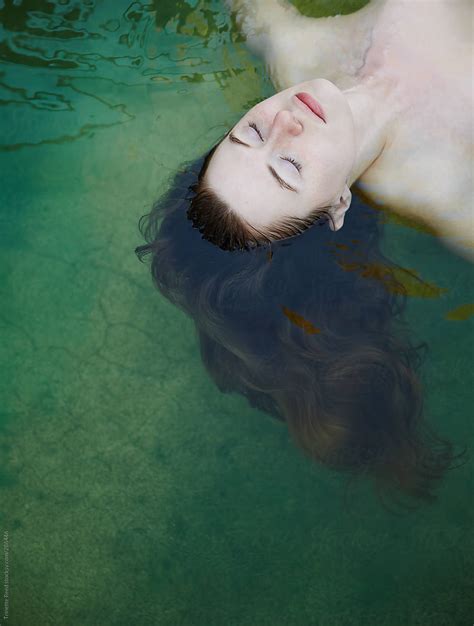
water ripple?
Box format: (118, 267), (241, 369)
(0, 0), (240, 150)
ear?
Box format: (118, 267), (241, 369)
(328, 184), (352, 231)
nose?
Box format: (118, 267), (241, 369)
(272, 109), (303, 137)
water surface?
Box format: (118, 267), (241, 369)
(0, 1), (472, 624)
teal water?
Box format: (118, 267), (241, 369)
(0, 1), (473, 624)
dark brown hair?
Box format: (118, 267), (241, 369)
(136, 147), (467, 511)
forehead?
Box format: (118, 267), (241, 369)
(205, 137), (311, 228)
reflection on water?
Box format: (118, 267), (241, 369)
(0, 0), (244, 150)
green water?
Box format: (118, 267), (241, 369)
(0, 1), (472, 624)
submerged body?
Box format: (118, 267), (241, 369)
(229, 0), (473, 257)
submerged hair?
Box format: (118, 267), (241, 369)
(136, 148), (467, 511)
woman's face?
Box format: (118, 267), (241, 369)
(205, 79), (357, 229)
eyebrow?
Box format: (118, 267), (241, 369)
(228, 132), (299, 193)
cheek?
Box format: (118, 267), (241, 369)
(341, 115), (357, 149)
(326, 129), (355, 165)
(254, 97), (285, 120)
(313, 155), (348, 191)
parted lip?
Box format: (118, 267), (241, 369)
(295, 92), (326, 123)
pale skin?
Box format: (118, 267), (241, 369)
(207, 0), (473, 258)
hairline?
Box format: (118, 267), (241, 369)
(195, 136), (334, 247)
(199, 178), (332, 243)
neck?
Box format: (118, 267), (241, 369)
(343, 74), (398, 186)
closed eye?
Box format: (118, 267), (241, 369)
(228, 125), (301, 193)
(248, 121), (264, 142)
(281, 156), (302, 173)
(249, 122), (302, 173)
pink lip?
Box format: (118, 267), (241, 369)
(295, 92), (326, 123)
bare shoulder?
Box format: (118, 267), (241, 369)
(356, 140), (474, 260)
(227, 0), (387, 90)
(267, 1), (388, 90)
(355, 0), (473, 258)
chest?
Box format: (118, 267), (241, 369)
(355, 0), (473, 228)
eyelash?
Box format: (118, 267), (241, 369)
(249, 121), (264, 141)
(248, 121), (302, 172)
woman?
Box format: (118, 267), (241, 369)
(135, 0), (467, 508)
(197, 0), (472, 257)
